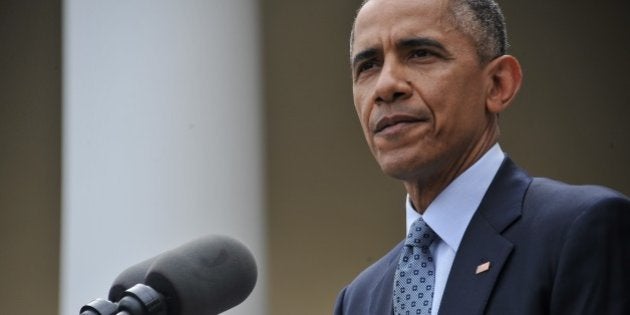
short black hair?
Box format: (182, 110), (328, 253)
(450, 0), (507, 61)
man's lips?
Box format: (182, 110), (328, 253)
(373, 114), (429, 134)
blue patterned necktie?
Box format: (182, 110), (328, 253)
(393, 217), (438, 315)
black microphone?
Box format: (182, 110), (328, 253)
(80, 235), (258, 315)
(143, 235), (258, 314)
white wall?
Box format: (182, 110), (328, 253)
(61, 1), (265, 314)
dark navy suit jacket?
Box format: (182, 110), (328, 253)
(334, 158), (630, 314)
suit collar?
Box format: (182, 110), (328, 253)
(438, 157), (532, 315)
(476, 157), (531, 233)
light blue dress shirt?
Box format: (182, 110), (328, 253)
(405, 144), (505, 314)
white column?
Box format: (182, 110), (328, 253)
(61, 1), (265, 314)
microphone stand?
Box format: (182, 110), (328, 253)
(80, 284), (167, 315)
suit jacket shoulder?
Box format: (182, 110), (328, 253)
(523, 177), (630, 315)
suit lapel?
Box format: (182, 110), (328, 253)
(437, 214), (515, 315)
(438, 158), (532, 315)
(369, 242), (402, 314)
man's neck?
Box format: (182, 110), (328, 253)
(404, 135), (499, 213)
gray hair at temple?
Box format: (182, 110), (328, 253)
(350, 0), (508, 63)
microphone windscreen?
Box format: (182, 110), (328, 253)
(108, 257), (156, 302)
(144, 235), (257, 315)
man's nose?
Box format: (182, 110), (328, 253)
(374, 60), (412, 104)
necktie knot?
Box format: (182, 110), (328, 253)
(405, 217), (437, 249)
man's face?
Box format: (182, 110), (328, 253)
(351, 0), (495, 181)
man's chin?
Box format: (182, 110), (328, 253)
(378, 160), (423, 181)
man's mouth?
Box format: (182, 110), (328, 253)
(374, 114), (428, 134)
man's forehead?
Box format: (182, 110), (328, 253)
(356, 0), (451, 27)
(352, 0), (454, 53)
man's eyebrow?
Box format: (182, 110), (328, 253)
(351, 38), (447, 67)
(398, 37), (446, 50)
(351, 48), (378, 69)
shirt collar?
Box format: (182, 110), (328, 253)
(405, 144), (505, 251)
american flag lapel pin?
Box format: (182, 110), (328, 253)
(475, 261), (491, 275)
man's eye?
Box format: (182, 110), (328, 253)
(357, 61), (377, 74)
(410, 49), (434, 59)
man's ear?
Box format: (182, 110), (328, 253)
(485, 55), (522, 114)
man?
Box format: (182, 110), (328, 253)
(334, 0), (630, 314)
